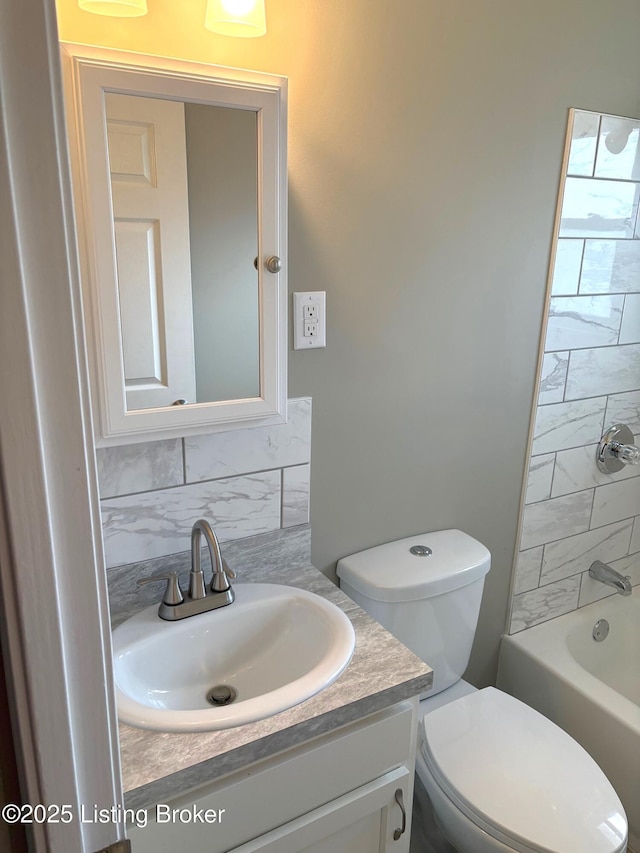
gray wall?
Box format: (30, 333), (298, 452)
(282, 1), (640, 687)
(58, 0), (640, 687)
(185, 103), (259, 402)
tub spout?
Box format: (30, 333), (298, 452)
(589, 560), (632, 596)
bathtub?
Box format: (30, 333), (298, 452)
(497, 593), (640, 852)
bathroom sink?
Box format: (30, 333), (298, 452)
(112, 583), (356, 732)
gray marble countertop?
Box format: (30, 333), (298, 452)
(112, 528), (433, 810)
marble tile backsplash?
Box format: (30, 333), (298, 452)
(97, 398), (311, 569)
(509, 110), (640, 634)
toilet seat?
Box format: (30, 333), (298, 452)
(420, 687), (627, 853)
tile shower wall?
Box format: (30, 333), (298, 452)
(509, 111), (640, 634)
(97, 397), (311, 568)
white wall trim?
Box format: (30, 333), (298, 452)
(0, 1), (122, 851)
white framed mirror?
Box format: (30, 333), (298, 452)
(61, 44), (287, 446)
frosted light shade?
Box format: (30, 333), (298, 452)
(205, 0), (267, 37)
(78, 0), (147, 16)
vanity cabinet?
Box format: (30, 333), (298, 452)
(236, 766), (411, 853)
(127, 699), (417, 852)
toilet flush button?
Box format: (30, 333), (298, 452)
(410, 545), (432, 557)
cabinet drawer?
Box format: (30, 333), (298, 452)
(127, 700), (416, 853)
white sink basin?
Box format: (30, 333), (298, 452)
(112, 583), (356, 732)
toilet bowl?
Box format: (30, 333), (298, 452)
(417, 686), (627, 853)
(337, 531), (628, 853)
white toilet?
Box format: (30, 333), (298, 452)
(337, 530), (628, 853)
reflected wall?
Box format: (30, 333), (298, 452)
(185, 104), (259, 403)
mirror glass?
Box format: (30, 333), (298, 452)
(105, 93), (259, 411)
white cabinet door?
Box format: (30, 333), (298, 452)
(234, 766), (412, 853)
(106, 93), (197, 410)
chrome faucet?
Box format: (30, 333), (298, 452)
(589, 560), (632, 596)
(190, 518), (234, 597)
(138, 518), (235, 620)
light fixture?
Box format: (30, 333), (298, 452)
(204, 0), (267, 37)
(78, 0), (147, 17)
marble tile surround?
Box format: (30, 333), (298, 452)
(509, 110), (640, 634)
(97, 398), (311, 569)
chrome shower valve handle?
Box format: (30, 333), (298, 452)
(615, 443), (640, 465)
(596, 424), (640, 474)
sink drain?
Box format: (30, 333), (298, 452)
(206, 685), (237, 706)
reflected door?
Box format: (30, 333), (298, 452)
(106, 93), (197, 409)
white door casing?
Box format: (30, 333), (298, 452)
(0, 1), (123, 851)
(106, 93), (197, 410)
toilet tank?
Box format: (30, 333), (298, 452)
(336, 530), (490, 696)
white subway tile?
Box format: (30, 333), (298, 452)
(510, 577), (580, 633)
(545, 295), (623, 351)
(184, 398), (311, 482)
(513, 547), (543, 595)
(520, 490), (593, 550)
(594, 118), (640, 180)
(578, 572), (615, 606)
(540, 519), (632, 584)
(538, 352), (568, 405)
(591, 476), (640, 528)
(551, 240), (583, 296)
(605, 390), (640, 436)
(282, 465), (310, 528)
(559, 177), (639, 239)
(565, 344), (640, 400)
(532, 397), (606, 455)
(551, 443), (640, 497)
(611, 553), (640, 587)
(510, 111), (640, 634)
(630, 516), (640, 553)
(101, 471), (281, 567)
(525, 454), (555, 504)
(567, 111), (599, 176)
(96, 439), (183, 499)
(579, 239), (640, 294)
(619, 294), (640, 344)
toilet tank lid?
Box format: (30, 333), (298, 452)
(336, 530), (490, 603)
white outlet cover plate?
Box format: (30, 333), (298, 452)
(293, 291), (326, 349)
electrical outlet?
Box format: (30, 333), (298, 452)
(293, 292), (326, 349)
(304, 304), (318, 322)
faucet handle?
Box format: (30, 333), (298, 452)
(210, 558), (237, 593)
(137, 572), (184, 606)
(615, 443), (640, 465)
(222, 558), (236, 580)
